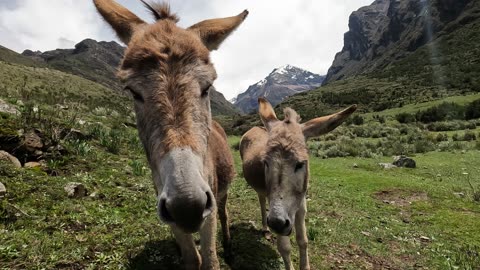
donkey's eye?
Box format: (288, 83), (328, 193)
(201, 84), (212, 98)
(126, 87), (144, 103)
(295, 161), (305, 172)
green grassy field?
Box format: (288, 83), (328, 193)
(1, 132), (479, 269)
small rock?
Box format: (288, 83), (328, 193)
(24, 162), (42, 168)
(64, 182), (87, 198)
(248, 220), (257, 228)
(69, 128), (87, 140)
(402, 217), (411, 223)
(353, 163), (359, 168)
(0, 182), (6, 197)
(75, 234), (88, 242)
(393, 155), (416, 168)
(0, 150), (21, 168)
(24, 130), (44, 152)
(420, 236), (430, 242)
(379, 163), (397, 169)
(361, 231), (371, 237)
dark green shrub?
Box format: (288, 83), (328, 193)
(396, 112), (416, 123)
(435, 133), (449, 142)
(466, 99), (480, 120)
(352, 115), (364, 125)
(416, 102), (465, 123)
(463, 131), (477, 141)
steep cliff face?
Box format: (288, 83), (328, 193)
(324, 0), (475, 84)
(22, 39), (125, 92)
(22, 39), (239, 116)
(233, 65), (325, 113)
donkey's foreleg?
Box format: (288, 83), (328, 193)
(199, 212), (220, 270)
(295, 199), (310, 270)
(258, 193), (269, 233)
(171, 225), (201, 270)
(277, 235), (294, 270)
(218, 193), (231, 254)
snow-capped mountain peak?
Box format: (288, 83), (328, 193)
(232, 65), (325, 113)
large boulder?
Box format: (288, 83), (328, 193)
(0, 150), (21, 168)
(393, 155), (416, 168)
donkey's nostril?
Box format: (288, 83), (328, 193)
(202, 191), (214, 219)
(159, 198), (174, 223)
(284, 218), (290, 229)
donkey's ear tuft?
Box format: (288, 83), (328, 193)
(93, 0), (146, 44)
(301, 105), (357, 140)
(188, 10), (248, 51)
(140, 1), (179, 23)
(258, 97), (278, 130)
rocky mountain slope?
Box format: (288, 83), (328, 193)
(324, 0), (477, 84)
(22, 39), (124, 92)
(278, 11), (480, 120)
(226, 0), (480, 134)
(233, 65), (324, 113)
(20, 39), (239, 116)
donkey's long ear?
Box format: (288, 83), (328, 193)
(188, 10), (248, 51)
(258, 97), (278, 130)
(302, 105), (357, 140)
(93, 0), (146, 44)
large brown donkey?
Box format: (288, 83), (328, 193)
(93, 1), (247, 269)
(240, 98), (356, 270)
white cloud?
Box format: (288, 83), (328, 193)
(0, 0), (373, 99)
(0, 0), (104, 51)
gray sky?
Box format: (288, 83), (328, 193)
(0, 0), (372, 100)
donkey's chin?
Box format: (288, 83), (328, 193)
(159, 213), (207, 233)
(273, 227), (293, 237)
(176, 219), (206, 234)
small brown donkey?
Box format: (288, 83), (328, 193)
(93, 1), (247, 269)
(240, 98), (356, 270)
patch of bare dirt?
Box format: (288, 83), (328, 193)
(374, 189), (428, 207)
(325, 244), (403, 270)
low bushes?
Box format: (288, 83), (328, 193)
(395, 99), (480, 124)
(310, 120), (478, 159)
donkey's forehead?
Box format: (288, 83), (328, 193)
(122, 21), (210, 70)
(266, 123), (308, 160)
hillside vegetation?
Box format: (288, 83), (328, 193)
(0, 46), (45, 68)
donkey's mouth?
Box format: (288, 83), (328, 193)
(277, 227), (293, 237)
